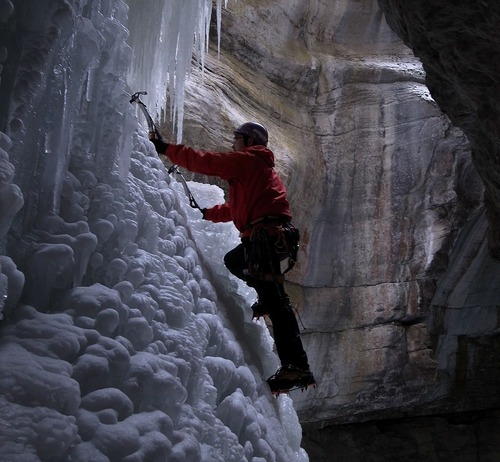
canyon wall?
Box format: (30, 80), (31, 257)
(177, 0), (500, 458)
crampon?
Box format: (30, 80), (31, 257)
(251, 301), (269, 320)
(270, 381), (317, 396)
(267, 366), (317, 396)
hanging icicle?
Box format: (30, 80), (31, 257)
(126, 0), (228, 143)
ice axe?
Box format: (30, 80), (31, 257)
(130, 91), (162, 141)
(130, 91), (202, 211)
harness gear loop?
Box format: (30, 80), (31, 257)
(245, 220), (300, 282)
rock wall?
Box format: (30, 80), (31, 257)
(303, 409), (500, 462)
(378, 0), (500, 259)
(176, 0), (500, 459)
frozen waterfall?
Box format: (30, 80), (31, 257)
(0, 0), (309, 461)
(126, 0), (228, 142)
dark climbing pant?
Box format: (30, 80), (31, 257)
(224, 235), (310, 371)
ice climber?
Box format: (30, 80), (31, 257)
(152, 122), (316, 393)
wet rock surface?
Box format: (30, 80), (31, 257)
(378, 0), (500, 258)
(178, 0), (500, 459)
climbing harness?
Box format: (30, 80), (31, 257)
(130, 91), (201, 211)
(245, 220), (300, 283)
(245, 220), (307, 328)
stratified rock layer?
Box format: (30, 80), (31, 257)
(177, 0), (500, 459)
(378, 0), (500, 258)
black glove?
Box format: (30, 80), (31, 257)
(150, 137), (169, 155)
(201, 208), (207, 219)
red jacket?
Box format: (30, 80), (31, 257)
(164, 144), (292, 235)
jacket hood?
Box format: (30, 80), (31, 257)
(247, 145), (275, 167)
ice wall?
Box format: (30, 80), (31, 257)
(0, 1), (308, 461)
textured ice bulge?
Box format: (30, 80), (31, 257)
(0, 1), (309, 461)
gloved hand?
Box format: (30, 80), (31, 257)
(200, 208), (207, 219)
(150, 137), (169, 155)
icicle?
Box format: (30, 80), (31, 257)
(216, 0), (223, 58)
(126, 0), (229, 143)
